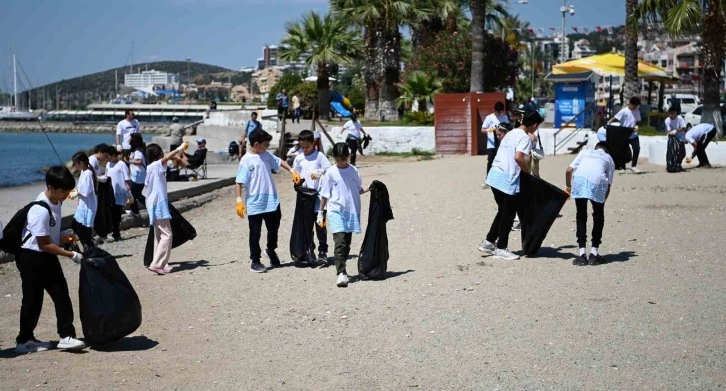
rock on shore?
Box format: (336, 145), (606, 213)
(0, 121), (168, 134)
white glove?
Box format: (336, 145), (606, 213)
(70, 252), (83, 264)
(67, 189), (78, 200)
(97, 175), (108, 183)
(116, 144), (123, 152)
(310, 169), (325, 180)
(316, 211), (325, 227)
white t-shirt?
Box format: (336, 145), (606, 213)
(116, 119), (141, 149)
(685, 123), (715, 144)
(482, 113), (509, 149)
(614, 107), (641, 138)
(287, 146), (301, 158)
(293, 150), (332, 191)
(343, 120), (363, 140)
(106, 161), (130, 206)
(74, 169), (97, 227)
(22, 192), (62, 252)
(130, 150), (147, 184)
(569, 149), (615, 204)
(318, 165), (363, 234)
(145, 160), (171, 223)
(485, 128), (532, 195)
(665, 116), (687, 131)
(235, 151), (282, 216)
(89, 155), (104, 176)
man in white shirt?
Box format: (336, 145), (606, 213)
(340, 113), (368, 166)
(665, 107), (687, 171)
(478, 110), (543, 261)
(286, 140), (302, 166)
(481, 101), (509, 179)
(116, 110), (141, 158)
(685, 123), (717, 168)
(607, 96), (642, 173)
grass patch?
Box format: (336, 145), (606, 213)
(375, 148), (434, 159)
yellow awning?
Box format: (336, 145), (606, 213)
(553, 53), (678, 83)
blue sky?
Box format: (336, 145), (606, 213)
(0, 0), (625, 88)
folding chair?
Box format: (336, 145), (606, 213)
(184, 149), (208, 179)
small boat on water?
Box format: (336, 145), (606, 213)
(0, 107), (37, 121)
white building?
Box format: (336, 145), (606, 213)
(571, 39), (597, 60)
(124, 70), (178, 89)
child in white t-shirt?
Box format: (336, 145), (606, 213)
(607, 96), (642, 173)
(293, 130), (332, 266)
(318, 142), (371, 287)
(88, 144), (110, 181)
(144, 141), (188, 275)
(565, 141), (615, 266)
(235, 129), (299, 273)
(106, 150), (131, 241)
(71, 151), (97, 251)
(128, 137), (147, 217)
(14, 166), (86, 353)
(339, 113), (368, 166)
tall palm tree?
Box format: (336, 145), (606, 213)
(332, 0), (429, 121)
(623, 0), (640, 102)
(634, 0), (726, 136)
(470, 0), (486, 92)
(279, 11), (361, 120)
(395, 71), (444, 112)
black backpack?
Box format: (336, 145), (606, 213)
(0, 201), (54, 255)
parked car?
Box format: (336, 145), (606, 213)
(683, 104), (726, 129)
(664, 94), (701, 114)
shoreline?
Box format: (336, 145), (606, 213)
(0, 121), (169, 134)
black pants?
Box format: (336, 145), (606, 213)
(333, 232), (352, 275)
(129, 182), (146, 215)
(314, 210), (329, 254)
(15, 250), (76, 344)
(347, 138), (360, 166)
(486, 148), (496, 174)
(575, 198), (605, 248)
(696, 129), (717, 166)
(111, 204), (124, 237)
(248, 206), (282, 260)
(629, 137), (640, 167)
(72, 219), (94, 252)
(486, 188), (522, 250)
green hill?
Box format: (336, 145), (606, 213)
(24, 61), (235, 110)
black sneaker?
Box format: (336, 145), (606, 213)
(572, 254), (589, 266)
(588, 254), (605, 266)
(112, 235), (122, 242)
(264, 249), (281, 268)
(250, 260), (267, 273)
(315, 252), (328, 267)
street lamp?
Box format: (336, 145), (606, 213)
(560, 1), (575, 63)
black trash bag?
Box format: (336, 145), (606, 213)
(94, 181), (114, 238)
(143, 203), (197, 267)
(519, 173), (568, 256)
(79, 247), (142, 345)
(290, 186), (318, 267)
(362, 134), (373, 150)
(358, 181), (394, 280)
(605, 125), (634, 169)
(666, 136), (685, 173)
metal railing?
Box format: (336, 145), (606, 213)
(553, 101), (598, 155)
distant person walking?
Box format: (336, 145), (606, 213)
(116, 110), (141, 159)
(167, 117), (184, 151)
(340, 113), (368, 166)
(276, 89), (289, 123)
(292, 94), (301, 124)
(240, 111), (263, 157)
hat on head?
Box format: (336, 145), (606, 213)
(515, 105), (526, 113)
(196, 137), (206, 143)
(314, 131), (321, 139)
(172, 116), (179, 122)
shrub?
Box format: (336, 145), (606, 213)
(402, 111), (435, 125)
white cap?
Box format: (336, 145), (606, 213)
(314, 131), (321, 139)
(293, 140), (300, 145)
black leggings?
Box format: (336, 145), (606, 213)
(486, 188), (522, 249)
(72, 220), (94, 253)
(346, 138), (360, 166)
(575, 198), (605, 248)
(629, 137), (640, 167)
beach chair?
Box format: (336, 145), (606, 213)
(184, 148), (208, 179)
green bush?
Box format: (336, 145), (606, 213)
(402, 111), (435, 125)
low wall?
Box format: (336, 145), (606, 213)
(204, 109), (278, 127)
(323, 126), (436, 155)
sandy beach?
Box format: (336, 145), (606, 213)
(0, 154), (724, 390)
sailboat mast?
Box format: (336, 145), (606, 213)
(130, 41), (134, 74)
(13, 53), (18, 110)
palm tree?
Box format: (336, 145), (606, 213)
(623, 0), (640, 102)
(634, 0), (725, 136)
(395, 71), (444, 112)
(279, 11), (361, 120)
(469, 0), (508, 92)
(332, 0), (430, 121)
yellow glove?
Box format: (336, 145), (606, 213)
(316, 211), (326, 228)
(291, 170), (303, 186)
(685, 157), (692, 164)
(236, 197), (246, 219)
(564, 187), (571, 200)
(60, 234), (78, 245)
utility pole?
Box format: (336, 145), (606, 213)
(115, 69), (118, 98)
(560, 0), (575, 63)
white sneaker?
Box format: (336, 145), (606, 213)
(57, 337), (86, 351)
(477, 240), (497, 254)
(481, 183), (490, 189)
(492, 248), (520, 260)
(511, 222), (522, 232)
(630, 167), (642, 174)
(336, 273), (349, 288)
(15, 339), (51, 354)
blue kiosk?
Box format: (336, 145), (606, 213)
(545, 71), (596, 128)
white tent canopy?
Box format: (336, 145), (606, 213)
(304, 76), (337, 83)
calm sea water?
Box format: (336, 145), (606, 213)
(0, 132), (147, 187)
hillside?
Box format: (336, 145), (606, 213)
(24, 61), (233, 110)
(568, 25), (626, 55)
